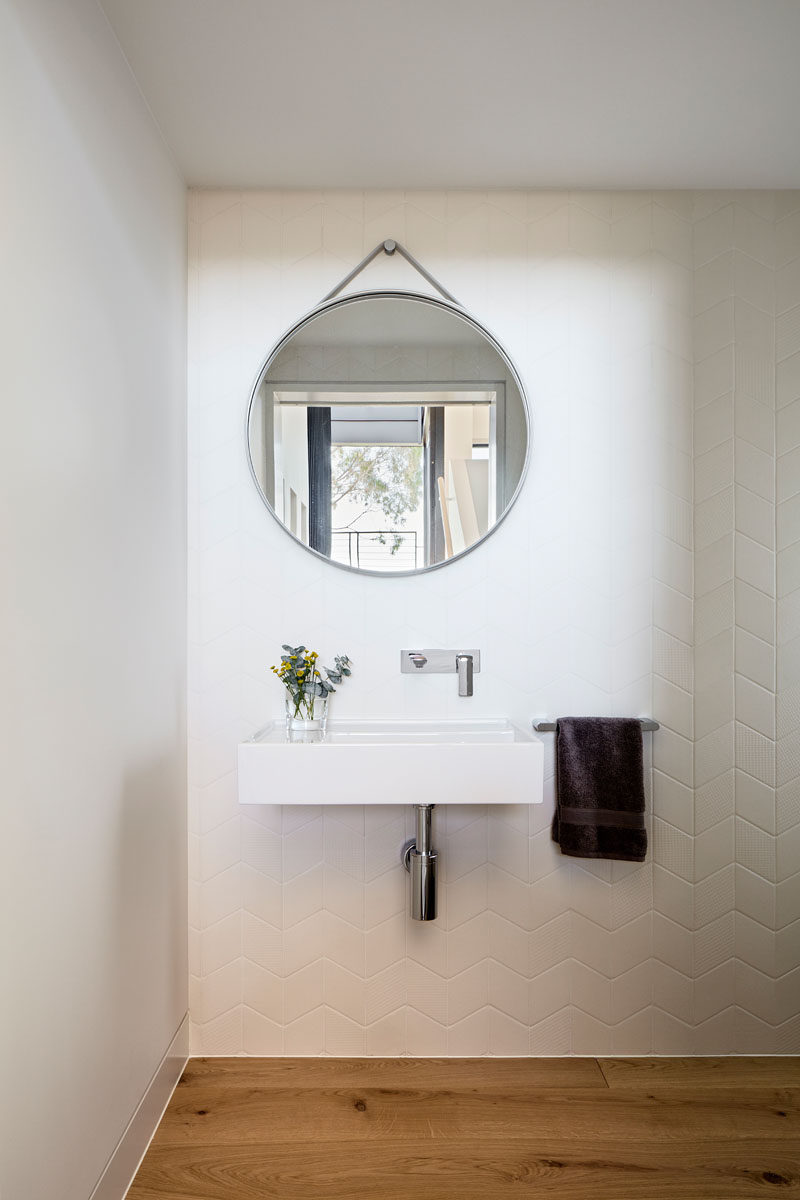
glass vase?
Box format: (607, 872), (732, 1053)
(285, 692), (328, 742)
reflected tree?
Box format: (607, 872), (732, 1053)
(331, 446), (422, 539)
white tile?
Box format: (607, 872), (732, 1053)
(736, 770), (777, 834)
(776, 864), (800, 926)
(734, 205), (775, 267)
(528, 912), (571, 977)
(736, 913), (776, 975)
(736, 437), (774, 502)
(365, 913), (405, 976)
(695, 818), (734, 881)
(447, 962), (488, 1024)
(488, 960), (528, 1024)
(694, 960), (735, 1022)
(735, 674), (776, 740)
(654, 865), (693, 928)
(324, 1009), (367, 1056)
(652, 961), (693, 1023)
(284, 1007), (324, 1055)
(445, 816), (488, 881)
(325, 961), (366, 1025)
(694, 300), (734, 359)
(777, 398), (800, 455)
(735, 533), (775, 596)
(694, 1007), (736, 1055)
(734, 250), (775, 314)
(571, 1010), (612, 1056)
(695, 537), (734, 598)
(406, 1009), (447, 1055)
(694, 681), (733, 741)
(695, 441), (734, 503)
(735, 722), (776, 786)
(243, 960), (282, 1023)
(201, 913), (242, 976)
(695, 770), (735, 834)
(284, 961), (324, 1022)
(488, 820), (530, 883)
(736, 864), (776, 928)
(735, 486), (774, 551)
(738, 588), (774, 671)
(694, 865), (735, 928)
(652, 818), (693, 881)
(696, 488), (733, 550)
(694, 205), (734, 267)
(191, 961), (242, 1024)
(694, 912), (735, 974)
(488, 1010), (529, 1055)
(200, 865), (242, 929)
(736, 579), (776, 642)
(777, 821), (800, 883)
(778, 493), (800, 552)
(653, 728), (693, 787)
(653, 913), (693, 975)
(695, 724), (734, 788)
(777, 352), (800, 409)
(366, 1009), (406, 1055)
(243, 1008), (283, 1055)
(571, 962), (613, 1024)
(777, 307), (800, 364)
(694, 251), (734, 314)
(735, 818), (776, 882)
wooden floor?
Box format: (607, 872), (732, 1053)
(128, 1057), (800, 1198)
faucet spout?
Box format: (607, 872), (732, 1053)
(456, 653), (473, 697)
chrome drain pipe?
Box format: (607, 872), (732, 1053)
(402, 804), (437, 920)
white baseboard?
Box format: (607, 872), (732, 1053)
(89, 1013), (189, 1200)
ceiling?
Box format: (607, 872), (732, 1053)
(99, 0), (800, 189)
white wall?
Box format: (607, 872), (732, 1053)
(189, 189), (800, 1057)
(0, 2), (187, 1197)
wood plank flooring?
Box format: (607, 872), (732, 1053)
(128, 1057), (800, 1199)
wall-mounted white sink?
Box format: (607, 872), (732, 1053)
(238, 718), (544, 806)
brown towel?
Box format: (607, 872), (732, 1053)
(551, 717), (647, 862)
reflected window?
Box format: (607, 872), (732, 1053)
(258, 389), (498, 571)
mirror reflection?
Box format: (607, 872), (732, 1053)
(247, 294), (528, 574)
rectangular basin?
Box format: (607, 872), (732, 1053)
(238, 718), (544, 806)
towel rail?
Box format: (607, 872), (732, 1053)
(533, 718), (659, 732)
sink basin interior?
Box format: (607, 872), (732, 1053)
(247, 718), (535, 746)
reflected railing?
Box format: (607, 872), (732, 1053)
(331, 529), (419, 571)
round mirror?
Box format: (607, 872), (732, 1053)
(246, 291), (529, 575)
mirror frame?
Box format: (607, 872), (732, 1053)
(245, 289), (531, 578)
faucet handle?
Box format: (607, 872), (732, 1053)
(455, 653), (474, 697)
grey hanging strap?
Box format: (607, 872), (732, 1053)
(319, 239), (460, 306)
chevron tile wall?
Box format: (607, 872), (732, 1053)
(188, 189), (800, 1054)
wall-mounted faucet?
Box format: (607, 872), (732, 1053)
(401, 649), (481, 697)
